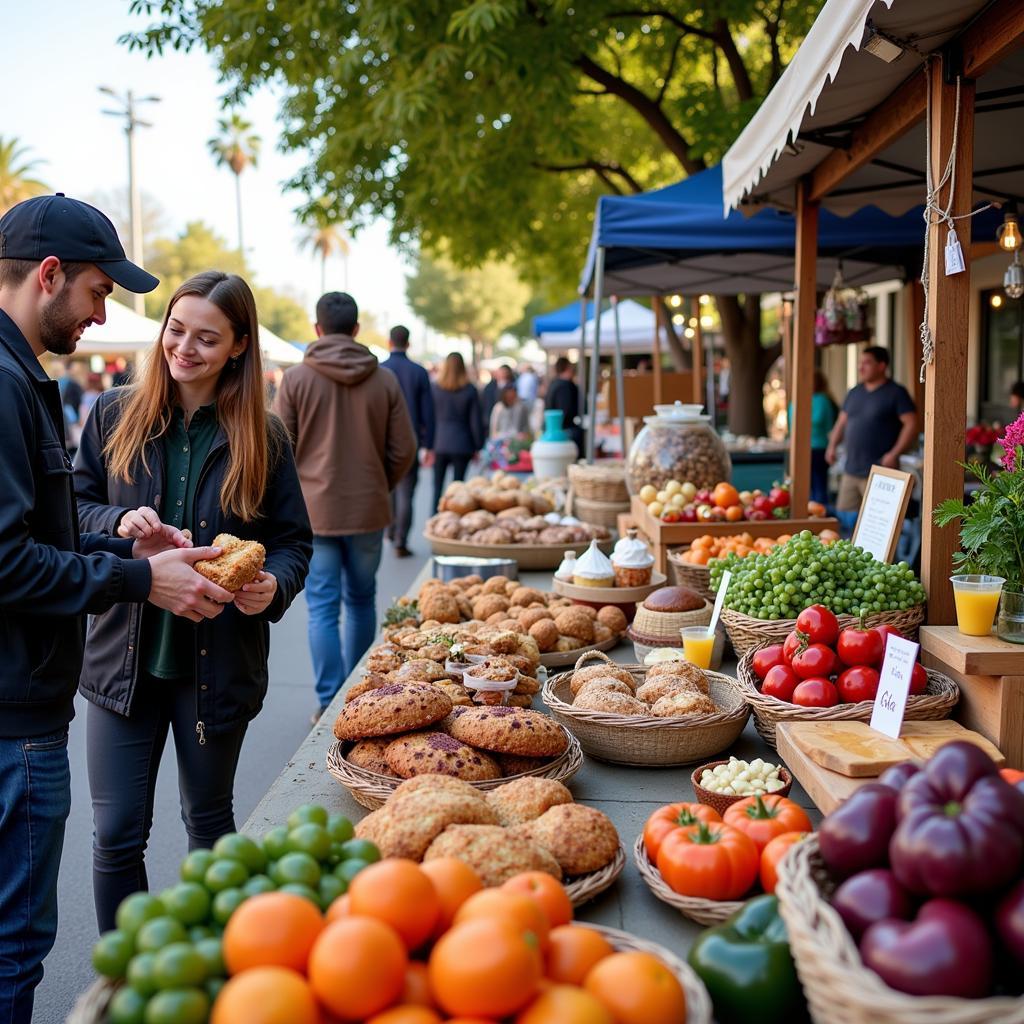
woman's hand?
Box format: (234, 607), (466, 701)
(118, 506), (163, 540)
(120, 507), (192, 559)
(234, 571), (278, 616)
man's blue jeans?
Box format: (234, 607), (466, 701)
(307, 532), (384, 709)
(0, 729), (71, 1024)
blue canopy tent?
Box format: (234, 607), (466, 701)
(532, 300), (595, 338)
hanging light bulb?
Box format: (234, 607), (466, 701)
(999, 210), (1023, 252)
(1004, 251), (1024, 299)
(668, 294), (682, 308)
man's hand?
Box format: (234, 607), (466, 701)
(147, 546), (234, 623)
(132, 523), (192, 559)
(234, 570), (278, 616)
(881, 451), (900, 469)
(421, 449), (436, 468)
(825, 445), (837, 466)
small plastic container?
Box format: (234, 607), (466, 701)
(950, 574), (1004, 637)
(680, 626), (715, 669)
(444, 653), (487, 679)
(462, 666), (520, 706)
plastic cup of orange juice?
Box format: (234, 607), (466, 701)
(950, 574), (1004, 637)
(680, 627), (715, 669)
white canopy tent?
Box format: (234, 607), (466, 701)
(257, 324), (304, 366)
(538, 298), (667, 352)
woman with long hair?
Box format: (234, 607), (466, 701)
(73, 271), (312, 930)
(431, 351), (483, 510)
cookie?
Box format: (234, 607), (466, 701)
(575, 677), (633, 699)
(364, 788), (497, 860)
(423, 824), (562, 886)
(447, 706), (568, 758)
(485, 777), (573, 827)
(333, 683), (453, 741)
(596, 606), (627, 633)
(516, 804), (620, 876)
(344, 673), (389, 703)
(384, 731), (502, 781)
(636, 676), (705, 703)
(650, 692), (718, 717)
(366, 648), (405, 674)
(391, 773), (484, 802)
(391, 658), (448, 684)
(345, 737), (395, 775)
(507, 694), (534, 708)
(495, 752), (553, 777)
(570, 663), (637, 696)
(513, 675), (540, 696)
(572, 689), (648, 715)
(433, 681), (474, 707)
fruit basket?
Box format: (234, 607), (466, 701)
(776, 835), (1024, 1024)
(568, 462), (630, 503)
(734, 647), (959, 748)
(563, 843), (627, 908)
(326, 728), (584, 810)
(666, 548), (716, 601)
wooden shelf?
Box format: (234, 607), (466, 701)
(776, 724), (868, 814)
(919, 625), (1024, 676)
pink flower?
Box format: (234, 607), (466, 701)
(999, 413), (1024, 471)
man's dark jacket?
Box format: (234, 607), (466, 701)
(0, 311), (151, 738)
(381, 350), (435, 450)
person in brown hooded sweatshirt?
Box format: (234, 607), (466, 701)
(273, 292), (416, 716)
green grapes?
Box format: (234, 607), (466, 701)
(708, 532), (926, 619)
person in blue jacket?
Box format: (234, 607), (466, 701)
(431, 352), (484, 511)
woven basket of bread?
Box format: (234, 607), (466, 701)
(568, 494), (630, 530)
(666, 548), (716, 601)
(734, 646), (959, 748)
(775, 835), (1023, 1024)
(631, 587), (713, 642)
(542, 650), (749, 766)
(722, 603), (926, 659)
(568, 462), (630, 503)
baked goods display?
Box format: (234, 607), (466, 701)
(193, 533), (266, 591)
(564, 657), (718, 719)
(572, 540), (615, 587)
(610, 529), (655, 587)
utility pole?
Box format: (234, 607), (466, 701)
(100, 87), (160, 315)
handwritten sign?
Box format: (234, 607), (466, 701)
(869, 635), (920, 738)
(852, 466), (914, 563)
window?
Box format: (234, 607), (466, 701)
(979, 288), (1024, 424)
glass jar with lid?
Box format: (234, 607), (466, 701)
(626, 401), (731, 494)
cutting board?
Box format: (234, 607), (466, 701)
(787, 720), (1005, 777)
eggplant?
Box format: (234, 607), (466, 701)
(996, 879), (1024, 967)
(818, 784), (898, 878)
(877, 761), (919, 791)
(861, 899), (993, 999)
(832, 869), (914, 941)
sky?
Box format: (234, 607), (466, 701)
(1, 0), (429, 347)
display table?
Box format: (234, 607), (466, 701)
(920, 625), (1024, 768)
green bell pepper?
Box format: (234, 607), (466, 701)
(687, 894), (806, 1024)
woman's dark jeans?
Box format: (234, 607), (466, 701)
(432, 453), (472, 512)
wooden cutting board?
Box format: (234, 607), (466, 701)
(787, 720), (1005, 777)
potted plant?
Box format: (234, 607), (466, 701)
(935, 415), (1024, 642)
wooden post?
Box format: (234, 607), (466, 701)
(781, 297), (793, 408)
(652, 298), (663, 404)
(903, 280), (926, 416)
(692, 296), (704, 407)
(921, 60), (976, 625)
(791, 182), (819, 519)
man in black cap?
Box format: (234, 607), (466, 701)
(0, 194), (234, 1022)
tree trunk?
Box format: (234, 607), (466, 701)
(715, 294), (780, 437)
(656, 299), (690, 371)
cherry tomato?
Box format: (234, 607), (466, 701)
(791, 642), (837, 680)
(874, 624), (904, 651)
(836, 625), (884, 667)
(909, 662), (928, 695)
(796, 604), (839, 646)
(783, 630), (805, 663)
(751, 644), (786, 680)
(761, 663), (798, 702)
(837, 665), (880, 703)
(792, 677), (839, 707)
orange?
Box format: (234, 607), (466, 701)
(348, 858), (440, 950)
(429, 918), (542, 1018)
(545, 925), (614, 985)
(712, 483), (740, 509)
(515, 985), (614, 1024)
(308, 916), (408, 1020)
(325, 893), (351, 922)
(210, 966), (319, 1024)
(584, 951), (687, 1024)
(400, 962), (434, 1007)
(420, 857), (483, 933)
(502, 872), (573, 929)
(725, 505), (744, 522)
(221, 892), (324, 974)
(454, 888), (551, 951)
(365, 1008), (442, 1024)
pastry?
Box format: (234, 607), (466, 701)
(345, 737), (395, 775)
(333, 683), (453, 741)
(391, 658), (448, 684)
(596, 605), (628, 634)
(495, 752), (553, 776)
(384, 731), (502, 781)
(423, 825), (562, 885)
(650, 691), (718, 717)
(446, 706), (568, 758)
(484, 777), (573, 827)
(575, 677), (633, 699)
(610, 529), (655, 587)
(573, 689), (649, 715)
(391, 773), (483, 802)
(193, 533), (266, 592)
(528, 619), (560, 653)
(642, 586), (706, 613)
(569, 663), (637, 696)
(636, 676), (701, 703)
(644, 660), (709, 693)
(554, 608), (594, 644)
(572, 539), (614, 588)
(516, 804), (619, 876)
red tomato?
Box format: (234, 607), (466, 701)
(792, 677), (839, 707)
(837, 665), (880, 703)
(761, 664), (798, 702)
(768, 486), (791, 510)
(753, 495), (774, 515)
(783, 630), (804, 663)
(874, 624), (904, 650)
(751, 644), (786, 680)
(795, 605), (838, 647)
(909, 662), (928, 695)
(836, 625), (884, 667)
(791, 642), (837, 680)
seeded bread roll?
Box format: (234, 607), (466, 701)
(641, 586), (706, 613)
(194, 534), (266, 592)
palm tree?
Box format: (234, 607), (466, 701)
(207, 113), (261, 254)
(300, 219), (351, 293)
(0, 137), (48, 215)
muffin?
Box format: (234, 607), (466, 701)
(572, 539), (614, 588)
(610, 529), (655, 587)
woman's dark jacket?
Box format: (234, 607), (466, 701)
(73, 388), (313, 735)
(432, 383), (484, 456)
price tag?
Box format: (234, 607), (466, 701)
(869, 635), (920, 738)
(944, 228), (965, 275)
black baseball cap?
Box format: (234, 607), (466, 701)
(0, 193), (159, 293)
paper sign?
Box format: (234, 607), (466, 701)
(852, 466), (914, 563)
(870, 635), (920, 738)
(944, 229), (965, 275)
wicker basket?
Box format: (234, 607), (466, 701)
(67, 978), (116, 1024)
(569, 494), (631, 530)
(542, 651), (749, 766)
(633, 835), (744, 925)
(632, 598), (713, 642)
(690, 759), (793, 816)
(568, 462), (630, 503)
(667, 549), (716, 601)
(734, 648), (960, 748)
(776, 835), (1024, 1024)
(722, 603), (926, 659)
(326, 729), (584, 810)
(565, 843), (627, 908)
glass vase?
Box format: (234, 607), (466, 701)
(997, 588), (1024, 644)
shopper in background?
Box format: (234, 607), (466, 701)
(1010, 379), (1024, 411)
(516, 363), (539, 405)
(481, 362), (514, 425)
(381, 324), (435, 558)
(789, 369), (838, 507)
(489, 382), (532, 439)
(432, 351), (483, 510)
(545, 356), (583, 452)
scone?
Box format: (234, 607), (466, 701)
(345, 737), (395, 775)
(515, 804), (620, 876)
(570, 663), (637, 696)
(194, 533), (265, 591)
(650, 691), (718, 717)
(423, 824), (562, 885)
(644, 660), (709, 693)
(636, 676), (705, 703)
(485, 777), (573, 827)
(447, 706), (568, 758)
(333, 683), (453, 741)
(383, 731), (502, 781)
(573, 689), (648, 715)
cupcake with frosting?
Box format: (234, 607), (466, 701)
(611, 529), (655, 587)
(572, 539), (615, 588)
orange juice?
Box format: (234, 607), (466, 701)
(681, 628), (715, 669)
(953, 587), (1001, 636)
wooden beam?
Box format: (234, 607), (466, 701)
(903, 280), (926, 417)
(791, 183), (819, 519)
(962, 0), (1024, 79)
(691, 297), (705, 407)
(652, 298), (663, 405)
(921, 58), (976, 626)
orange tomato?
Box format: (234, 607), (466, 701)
(1000, 768), (1024, 785)
(688, 549), (711, 566)
(348, 858), (440, 950)
(210, 966), (320, 1024)
(365, 1008), (442, 1024)
(759, 831), (809, 894)
(656, 822), (759, 901)
(221, 892), (324, 975)
(421, 857), (483, 934)
(515, 984), (614, 1024)
(502, 872), (574, 929)
(455, 888), (551, 951)
(429, 918), (543, 1018)
(308, 916), (408, 1021)
(642, 802), (721, 861)
(400, 961), (434, 1007)
(723, 795), (813, 853)
(725, 505), (744, 522)
(584, 951), (687, 1024)
(545, 926), (615, 986)
(325, 893), (352, 922)
(712, 483), (740, 509)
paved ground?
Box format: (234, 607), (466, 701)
(35, 471), (436, 1023)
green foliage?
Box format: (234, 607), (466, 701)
(934, 455), (1024, 591)
(0, 136), (48, 215)
(251, 286), (313, 343)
